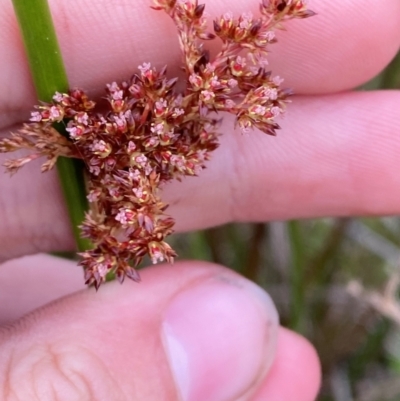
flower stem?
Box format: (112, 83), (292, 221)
(11, 0), (68, 100)
(287, 220), (306, 333)
(12, 0), (90, 251)
(381, 51), (400, 89)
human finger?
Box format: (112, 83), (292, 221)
(251, 328), (321, 401)
(165, 90), (400, 229)
(1, 0), (399, 130)
(0, 254), (85, 325)
(0, 261), (305, 401)
(1, 90), (400, 260)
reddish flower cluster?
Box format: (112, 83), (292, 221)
(0, 0), (314, 289)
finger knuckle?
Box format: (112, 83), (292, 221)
(2, 341), (126, 401)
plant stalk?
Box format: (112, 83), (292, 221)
(287, 220), (306, 333)
(12, 0), (90, 251)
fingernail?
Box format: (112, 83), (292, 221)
(162, 275), (278, 401)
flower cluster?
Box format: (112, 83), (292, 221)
(0, 0), (314, 289)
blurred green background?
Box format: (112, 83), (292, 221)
(169, 51), (400, 401)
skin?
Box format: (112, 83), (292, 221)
(0, 0), (399, 399)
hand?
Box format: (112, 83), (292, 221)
(0, 0), (399, 400)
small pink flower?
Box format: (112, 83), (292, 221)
(66, 126), (83, 139)
(271, 106), (282, 117)
(151, 250), (164, 264)
(189, 74), (203, 88)
(134, 154), (148, 167)
(263, 87), (278, 100)
(200, 90), (215, 102)
(115, 208), (135, 225)
(92, 140), (107, 153)
(132, 187), (143, 198)
(149, 242), (165, 264)
(145, 137), (159, 147)
(87, 189), (101, 202)
(127, 141), (136, 153)
(97, 263), (109, 278)
(151, 123), (164, 135)
(52, 92), (64, 102)
(109, 188), (120, 198)
(236, 56), (246, 67)
(89, 165), (101, 176)
(239, 11), (253, 29)
(129, 168), (141, 181)
(252, 53), (269, 68)
(76, 112), (89, 125)
(170, 155), (185, 168)
(252, 105), (267, 115)
(264, 31), (276, 41)
(227, 79), (238, 88)
(155, 98), (167, 111)
(174, 107), (185, 116)
(49, 106), (62, 120)
(114, 114), (127, 129)
(231, 56), (247, 75)
(209, 76), (221, 89)
(30, 111), (42, 122)
(238, 118), (252, 135)
(111, 90), (124, 100)
(160, 130), (175, 142)
(107, 82), (120, 92)
(272, 76), (284, 85)
(138, 62), (151, 74)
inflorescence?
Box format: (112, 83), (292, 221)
(0, 0), (314, 289)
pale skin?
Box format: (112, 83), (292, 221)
(0, 0), (399, 399)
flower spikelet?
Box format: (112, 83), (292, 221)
(0, 0), (314, 289)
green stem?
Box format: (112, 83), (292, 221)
(56, 158), (92, 251)
(12, 0), (90, 251)
(305, 218), (349, 285)
(244, 223), (267, 282)
(381, 50), (400, 89)
(188, 231), (212, 261)
(287, 220), (306, 333)
(12, 0), (68, 100)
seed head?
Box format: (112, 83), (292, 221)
(0, 0), (314, 289)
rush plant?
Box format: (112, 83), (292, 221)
(0, 0), (314, 289)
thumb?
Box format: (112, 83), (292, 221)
(0, 261), (279, 401)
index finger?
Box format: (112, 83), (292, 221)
(1, 0), (399, 129)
